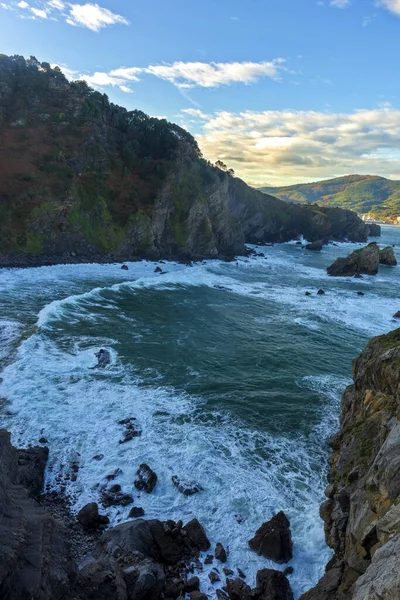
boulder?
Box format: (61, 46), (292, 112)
(226, 578), (252, 600)
(134, 463), (157, 493)
(368, 223), (381, 237)
(305, 240), (323, 251)
(379, 246), (397, 266)
(121, 264), (129, 270)
(128, 506), (145, 518)
(327, 242), (380, 276)
(181, 518), (210, 551)
(101, 486), (133, 508)
(172, 475), (203, 495)
(248, 511), (293, 563)
(215, 542), (228, 562)
(209, 571), (221, 583)
(15, 444), (49, 498)
(255, 569), (294, 600)
(393, 311), (400, 318)
(154, 266), (163, 273)
(77, 502), (109, 530)
(317, 289), (325, 295)
(305, 291), (312, 296)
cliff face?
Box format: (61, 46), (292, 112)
(301, 329), (400, 600)
(0, 55), (369, 265)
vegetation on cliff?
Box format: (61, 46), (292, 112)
(260, 175), (400, 224)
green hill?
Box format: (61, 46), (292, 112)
(260, 175), (400, 223)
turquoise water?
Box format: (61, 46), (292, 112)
(1, 226), (399, 598)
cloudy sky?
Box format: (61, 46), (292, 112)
(1, 0), (400, 186)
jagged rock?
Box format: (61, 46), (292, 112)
(190, 592), (208, 600)
(327, 242), (380, 276)
(237, 568), (246, 579)
(172, 475), (203, 495)
(204, 554), (214, 564)
(184, 576), (200, 593)
(305, 240), (323, 251)
(224, 568), (234, 576)
(368, 223), (381, 237)
(305, 291), (312, 296)
(379, 246), (397, 266)
(101, 486), (133, 508)
(94, 348), (111, 368)
(77, 502), (109, 530)
(181, 519), (210, 551)
(39, 436), (48, 443)
(154, 266), (163, 273)
(248, 511), (293, 563)
(119, 418), (142, 443)
(226, 577), (252, 600)
(255, 569), (294, 600)
(317, 289), (325, 295)
(393, 311), (400, 318)
(215, 542), (228, 562)
(15, 444), (49, 497)
(134, 463), (157, 493)
(209, 571), (221, 583)
(121, 264), (129, 270)
(128, 506), (145, 518)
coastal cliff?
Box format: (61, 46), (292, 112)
(0, 55), (369, 266)
(301, 328), (400, 600)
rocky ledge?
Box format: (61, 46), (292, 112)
(300, 328), (400, 600)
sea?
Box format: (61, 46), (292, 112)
(1, 225), (399, 599)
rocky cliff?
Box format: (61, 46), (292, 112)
(0, 55), (369, 266)
(300, 328), (400, 600)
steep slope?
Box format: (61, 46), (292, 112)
(260, 175), (400, 223)
(301, 328), (400, 600)
(0, 55), (369, 265)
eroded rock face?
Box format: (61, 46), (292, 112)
(248, 511), (293, 563)
(301, 328), (400, 600)
(327, 243), (380, 277)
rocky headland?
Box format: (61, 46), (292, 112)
(0, 55), (371, 268)
(327, 242), (397, 277)
(1, 327), (400, 599)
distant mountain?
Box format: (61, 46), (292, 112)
(260, 175), (400, 223)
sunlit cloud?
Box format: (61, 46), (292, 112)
(179, 107), (400, 186)
(377, 0), (400, 16)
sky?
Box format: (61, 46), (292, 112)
(1, 0), (400, 186)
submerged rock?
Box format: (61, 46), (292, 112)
(172, 475), (203, 495)
(134, 463), (158, 493)
(379, 246), (397, 266)
(327, 242), (380, 276)
(248, 511), (293, 563)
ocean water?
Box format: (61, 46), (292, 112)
(1, 226), (400, 599)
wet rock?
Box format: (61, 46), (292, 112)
(248, 511), (293, 563)
(209, 571), (221, 583)
(237, 568), (246, 579)
(121, 264), (129, 270)
(94, 348), (111, 368)
(154, 266), (163, 273)
(101, 487), (133, 508)
(92, 454), (104, 461)
(106, 468), (122, 481)
(217, 590), (229, 600)
(368, 223), (381, 237)
(215, 542), (227, 562)
(354, 273), (363, 279)
(77, 502), (110, 530)
(39, 436), (48, 444)
(204, 554), (214, 564)
(190, 592), (208, 600)
(226, 577), (252, 600)
(255, 568), (294, 600)
(317, 289), (325, 295)
(379, 246), (397, 266)
(118, 417), (141, 444)
(327, 242), (380, 276)
(393, 311), (400, 318)
(181, 519), (210, 551)
(16, 444), (49, 498)
(134, 463), (157, 493)
(172, 475), (203, 495)
(184, 576), (200, 593)
(305, 291), (312, 296)
(283, 566), (294, 576)
(128, 506), (145, 518)
(357, 291), (364, 296)
(305, 240), (323, 251)
(223, 568), (234, 576)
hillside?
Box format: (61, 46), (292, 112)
(260, 175), (400, 223)
(0, 55), (370, 265)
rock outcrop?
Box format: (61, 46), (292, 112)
(248, 511), (293, 563)
(327, 243), (380, 276)
(367, 223), (381, 237)
(0, 54), (369, 267)
(379, 245), (397, 266)
(300, 328), (400, 600)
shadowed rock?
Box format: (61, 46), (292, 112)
(327, 242), (380, 276)
(248, 511), (293, 563)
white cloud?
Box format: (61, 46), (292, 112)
(181, 108), (208, 119)
(80, 70), (127, 88)
(17, 1), (29, 7)
(109, 67), (142, 81)
(330, 0), (350, 7)
(181, 107), (400, 186)
(119, 85), (132, 93)
(378, 0), (400, 15)
(47, 0), (64, 8)
(144, 60), (285, 88)
(66, 3), (129, 31)
(31, 6), (47, 17)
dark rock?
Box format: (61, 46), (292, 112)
(101, 488), (133, 508)
(379, 246), (397, 266)
(93, 454), (104, 461)
(215, 542), (228, 562)
(16, 444), (49, 498)
(106, 468), (122, 481)
(255, 568), (294, 600)
(181, 519), (210, 551)
(94, 348), (111, 368)
(155, 266), (163, 273)
(248, 511), (293, 563)
(357, 291), (364, 296)
(121, 264), (129, 270)
(77, 502), (110, 530)
(190, 592), (208, 600)
(237, 568), (246, 579)
(204, 554), (214, 564)
(128, 506), (145, 518)
(119, 417), (142, 443)
(354, 273), (363, 279)
(226, 577), (252, 600)
(317, 289), (325, 295)
(209, 571), (221, 583)
(305, 240), (323, 251)
(172, 475), (203, 495)
(327, 242), (380, 276)
(39, 436), (48, 444)
(224, 568), (234, 576)
(368, 223), (381, 237)
(393, 311), (400, 318)
(184, 576), (200, 593)
(217, 590), (230, 600)
(305, 291), (312, 296)
(134, 463), (157, 493)
(283, 566), (294, 576)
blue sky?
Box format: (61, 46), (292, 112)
(1, 0), (400, 185)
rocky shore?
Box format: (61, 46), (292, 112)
(1, 329), (399, 599)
